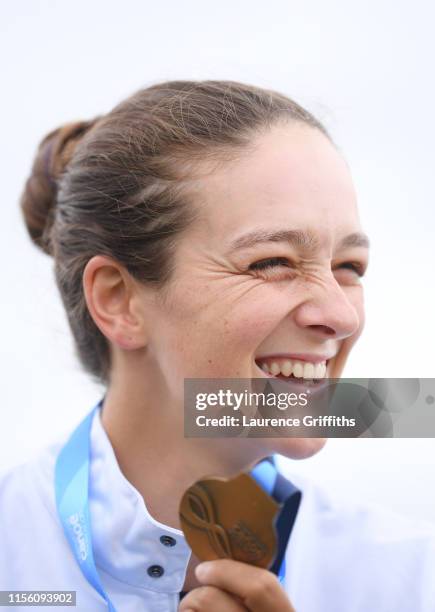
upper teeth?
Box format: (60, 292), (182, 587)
(257, 358), (327, 379)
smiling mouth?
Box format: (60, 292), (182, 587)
(254, 356), (332, 386)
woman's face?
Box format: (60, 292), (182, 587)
(144, 122), (369, 458)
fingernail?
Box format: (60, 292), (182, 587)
(195, 561), (211, 579)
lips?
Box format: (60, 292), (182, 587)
(256, 353), (334, 365)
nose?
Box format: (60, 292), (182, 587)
(292, 274), (361, 341)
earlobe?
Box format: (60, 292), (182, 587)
(82, 255), (147, 350)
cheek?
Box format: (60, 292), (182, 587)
(333, 289), (365, 375)
(166, 278), (289, 346)
(348, 287), (366, 342)
(215, 294), (293, 352)
(156, 296), (286, 379)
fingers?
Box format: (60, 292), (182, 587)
(194, 559), (295, 612)
(178, 584), (248, 612)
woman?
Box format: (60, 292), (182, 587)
(1, 80), (434, 611)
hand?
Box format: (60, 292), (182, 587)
(178, 559), (295, 611)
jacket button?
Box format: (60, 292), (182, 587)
(160, 535), (176, 547)
(147, 565), (164, 578)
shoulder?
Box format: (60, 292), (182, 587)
(283, 470), (435, 611)
(290, 469), (435, 541)
(0, 437), (74, 588)
(0, 437), (63, 520)
(0, 420), (115, 605)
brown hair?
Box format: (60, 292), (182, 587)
(20, 80), (330, 386)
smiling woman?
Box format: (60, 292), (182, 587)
(2, 80), (435, 611)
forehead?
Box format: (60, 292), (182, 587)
(189, 122), (361, 251)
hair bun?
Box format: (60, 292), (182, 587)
(20, 118), (99, 255)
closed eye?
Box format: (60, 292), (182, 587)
(335, 261), (366, 277)
(249, 258), (366, 277)
(249, 257), (290, 271)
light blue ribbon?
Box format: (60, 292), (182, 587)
(250, 459), (286, 583)
(55, 400), (116, 611)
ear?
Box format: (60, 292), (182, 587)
(82, 255), (148, 350)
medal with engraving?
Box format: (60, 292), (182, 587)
(179, 471), (281, 569)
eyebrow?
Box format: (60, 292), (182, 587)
(227, 229), (370, 254)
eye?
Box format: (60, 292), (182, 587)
(249, 257), (290, 271)
(248, 258), (367, 278)
(336, 261), (366, 277)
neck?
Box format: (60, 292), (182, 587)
(100, 381), (269, 530)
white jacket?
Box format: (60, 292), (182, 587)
(1, 403), (435, 611)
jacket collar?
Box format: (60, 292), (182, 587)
(89, 400), (192, 593)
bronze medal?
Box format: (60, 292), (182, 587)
(179, 471), (280, 569)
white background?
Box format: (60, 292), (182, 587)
(1, 1), (434, 522)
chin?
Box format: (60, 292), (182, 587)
(273, 437), (328, 460)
